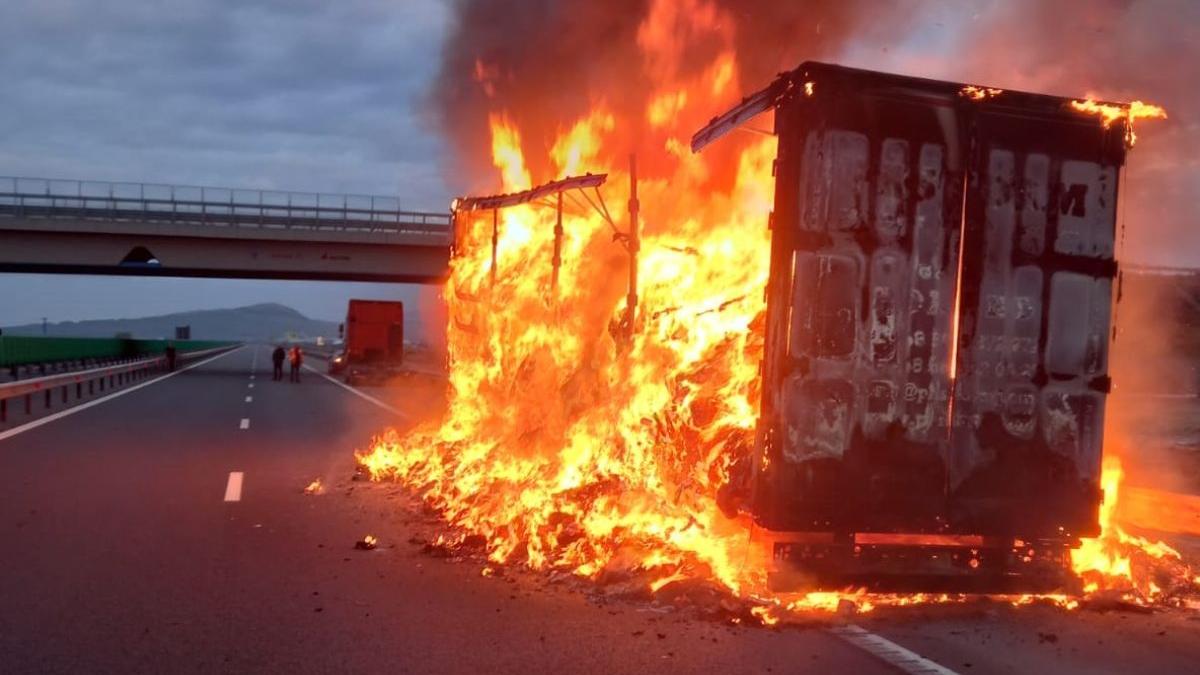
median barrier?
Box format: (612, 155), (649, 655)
(0, 344), (237, 423)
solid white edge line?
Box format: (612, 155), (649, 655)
(302, 364), (409, 419)
(224, 471), (244, 502)
(830, 625), (960, 675)
(239, 418), (250, 429)
(0, 347), (243, 443)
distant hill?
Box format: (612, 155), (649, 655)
(1, 303), (337, 342)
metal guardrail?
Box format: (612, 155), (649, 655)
(0, 176), (451, 238)
(0, 345), (234, 422)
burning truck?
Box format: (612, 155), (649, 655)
(695, 62), (1132, 591)
(362, 55), (1178, 608)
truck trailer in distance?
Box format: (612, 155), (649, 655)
(693, 62), (1130, 591)
(330, 299), (404, 385)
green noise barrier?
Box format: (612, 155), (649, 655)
(0, 337), (235, 367)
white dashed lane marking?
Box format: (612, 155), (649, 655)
(239, 418), (250, 430)
(224, 472), (244, 502)
(302, 364), (408, 419)
(245, 396), (253, 403)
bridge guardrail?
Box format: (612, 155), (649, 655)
(0, 176), (451, 239)
(0, 345), (236, 423)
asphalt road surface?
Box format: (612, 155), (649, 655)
(2, 345), (1199, 674)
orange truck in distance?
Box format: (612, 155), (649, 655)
(330, 299), (404, 384)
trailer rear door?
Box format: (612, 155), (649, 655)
(949, 110), (1125, 537)
(744, 63), (1126, 538)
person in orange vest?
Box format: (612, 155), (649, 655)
(288, 346), (303, 383)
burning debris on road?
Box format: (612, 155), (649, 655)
(354, 0), (1191, 621)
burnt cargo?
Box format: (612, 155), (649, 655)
(694, 63), (1129, 590)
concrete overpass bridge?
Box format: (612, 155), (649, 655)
(0, 177), (452, 283)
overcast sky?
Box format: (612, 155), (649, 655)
(0, 0), (452, 325)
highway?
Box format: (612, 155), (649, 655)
(2, 345), (1199, 674)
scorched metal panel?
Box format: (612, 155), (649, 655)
(949, 109), (1126, 538)
(753, 64), (968, 532)
(746, 62), (1127, 539)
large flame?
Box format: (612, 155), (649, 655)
(1070, 455), (1196, 604)
(361, 0), (772, 596)
(359, 0), (1191, 615)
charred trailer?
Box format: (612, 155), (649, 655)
(693, 63), (1130, 592)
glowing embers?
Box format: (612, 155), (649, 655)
(960, 85), (1002, 101)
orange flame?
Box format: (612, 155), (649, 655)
(1069, 98), (1167, 146)
(960, 85), (1002, 100)
(1070, 456), (1194, 604)
(488, 112), (532, 191)
(361, 0), (773, 600)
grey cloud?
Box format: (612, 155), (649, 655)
(0, 0), (451, 202)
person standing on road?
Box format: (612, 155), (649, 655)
(289, 346), (303, 383)
(272, 345), (286, 381)
(165, 343), (177, 372)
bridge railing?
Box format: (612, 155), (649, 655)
(0, 176), (451, 239)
